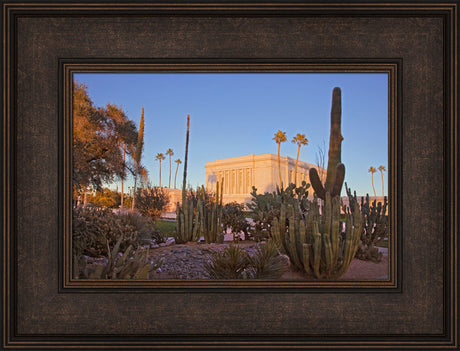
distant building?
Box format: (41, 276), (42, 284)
(205, 153), (325, 206)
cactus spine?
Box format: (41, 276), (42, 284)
(271, 192), (362, 279)
(310, 87), (345, 200)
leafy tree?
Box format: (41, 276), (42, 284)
(73, 83), (127, 199)
(368, 166), (377, 197)
(291, 133), (308, 185)
(378, 165), (386, 196)
(155, 153), (166, 187)
(134, 186), (169, 222)
(273, 130), (287, 187)
(166, 148), (174, 188)
(174, 159), (182, 189)
(86, 187), (121, 208)
(104, 103), (137, 210)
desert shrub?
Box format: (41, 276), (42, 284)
(203, 245), (250, 279)
(221, 202), (250, 241)
(72, 205), (141, 258)
(74, 235), (162, 280)
(116, 210), (156, 243)
(134, 186), (169, 222)
(204, 242), (289, 279)
(246, 241), (290, 279)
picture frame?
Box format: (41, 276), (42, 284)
(2, 1), (457, 349)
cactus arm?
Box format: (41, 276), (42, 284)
(322, 234), (334, 277)
(313, 232), (322, 279)
(302, 244), (313, 276)
(309, 167), (326, 200)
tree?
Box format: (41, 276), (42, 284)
(72, 82), (132, 201)
(291, 133), (308, 185)
(273, 130), (287, 188)
(134, 186), (169, 222)
(378, 165), (386, 196)
(155, 153), (166, 187)
(174, 158), (182, 189)
(104, 103), (138, 210)
(368, 166), (377, 197)
(166, 148), (174, 188)
(131, 107), (145, 210)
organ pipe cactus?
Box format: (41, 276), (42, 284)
(199, 180), (224, 243)
(310, 87), (345, 200)
(271, 192), (362, 279)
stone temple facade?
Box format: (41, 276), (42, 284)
(205, 153), (325, 206)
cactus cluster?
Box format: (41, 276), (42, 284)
(345, 182), (389, 262)
(270, 192), (362, 279)
(198, 181), (224, 243)
(310, 87), (346, 200)
(175, 180), (224, 243)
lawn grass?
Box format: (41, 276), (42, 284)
(155, 219), (176, 237)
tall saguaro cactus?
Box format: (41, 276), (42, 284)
(309, 87), (345, 200)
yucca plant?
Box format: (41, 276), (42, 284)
(246, 241), (289, 279)
(204, 245), (250, 279)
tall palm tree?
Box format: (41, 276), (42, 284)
(174, 158), (182, 189)
(378, 165), (386, 196)
(368, 166), (377, 197)
(155, 153), (165, 187)
(291, 133), (308, 185)
(166, 148), (174, 188)
(273, 130), (287, 188)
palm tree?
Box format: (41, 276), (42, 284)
(378, 165), (386, 196)
(166, 148), (174, 188)
(368, 166), (377, 197)
(155, 153), (165, 187)
(273, 130), (287, 188)
(291, 133), (308, 185)
(174, 158), (182, 189)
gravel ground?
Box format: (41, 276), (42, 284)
(147, 241), (389, 280)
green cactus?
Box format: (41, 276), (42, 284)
(198, 180), (224, 243)
(310, 87), (345, 200)
(271, 192), (362, 279)
(345, 182), (389, 262)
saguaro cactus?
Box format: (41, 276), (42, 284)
(310, 87), (345, 200)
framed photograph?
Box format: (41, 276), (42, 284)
(2, 1), (457, 349)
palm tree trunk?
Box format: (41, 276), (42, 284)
(277, 142), (282, 188)
(159, 161), (162, 187)
(371, 173), (376, 197)
(381, 172), (385, 196)
(294, 144), (300, 186)
(168, 155), (172, 188)
(174, 164), (179, 188)
(182, 115), (190, 206)
(120, 144), (125, 209)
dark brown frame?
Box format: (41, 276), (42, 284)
(2, 1), (458, 349)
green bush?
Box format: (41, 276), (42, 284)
(72, 205), (143, 258)
(134, 186), (169, 222)
(246, 241), (289, 279)
(221, 202), (250, 241)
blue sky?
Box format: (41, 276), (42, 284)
(74, 72), (388, 196)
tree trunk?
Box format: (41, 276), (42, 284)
(168, 155), (172, 188)
(381, 172), (385, 196)
(174, 164), (179, 188)
(294, 144), (300, 186)
(277, 142), (282, 188)
(371, 173), (376, 197)
(120, 144), (126, 209)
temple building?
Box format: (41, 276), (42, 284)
(205, 153), (325, 206)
